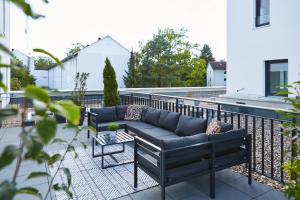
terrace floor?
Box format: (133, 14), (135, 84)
(0, 125), (287, 200)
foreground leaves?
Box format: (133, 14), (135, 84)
(0, 146), (20, 170)
(36, 117), (57, 144)
(0, 181), (17, 200)
(17, 187), (42, 199)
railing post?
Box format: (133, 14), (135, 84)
(149, 95), (152, 107)
(291, 117), (297, 158)
(217, 104), (221, 121)
(175, 98), (179, 112)
(130, 93), (134, 105)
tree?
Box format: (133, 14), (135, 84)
(185, 58), (206, 86)
(137, 28), (198, 87)
(10, 59), (36, 90)
(103, 58), (120, 106)
(34, 56), (54, 70)
(71, 72), (90, 106)
(66, 43), (86, 57)
(123, 50), (138, 88)
(200, 44), (215, 65)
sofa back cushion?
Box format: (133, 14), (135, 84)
(175, 115), (207, 136)
(90, 107), (117, 123)
(144, 108), (161, 126)
(158, 110), (181, 132)
(116, 105), (128, 120)
(141, 106), (149, 122)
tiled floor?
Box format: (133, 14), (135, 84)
(0, 125), (287, 200)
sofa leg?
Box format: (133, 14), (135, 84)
(210, 171), (215, 198)
(248, 162), (252, 185)
(161, 186), (165, 200)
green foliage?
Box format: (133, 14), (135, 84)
(10, 59), (36, 90)
(71, 72), (90, 106)
(34, 56), (54, 70)
(123, 50), (139, 88)
(103, 58), (121, 106)
(0, 145), (20, 170)
(134, 28), (208, 87)
(278, 82), (300, 200)
(200, 44), (215, 65)
(34, 49), (63, 68)
(66, 43), (86, 57)
(108, 122), (119, 131)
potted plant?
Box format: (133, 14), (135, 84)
(71, 72), (90, 125)
(107, 122), (119, 141)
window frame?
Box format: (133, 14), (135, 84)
(255, 0), (270, 27)
(265, 59), (288, 96)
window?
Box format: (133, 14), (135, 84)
(256, 0), (270, 27)
(224, 78), (227, 81)
(265, 60), (288, 96)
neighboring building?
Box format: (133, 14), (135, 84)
(206, 61), (226, 87)
(0, 0), (10, 107)
(227, 0), (300, 98)
(12, 49), (49, 87)
(48, 35), (130, 90)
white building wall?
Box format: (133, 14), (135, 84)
(227, 0), (300, 97)
(206, 64), (226, 87)
(48, 36), (130, 90)
(0, 0), (10, 107)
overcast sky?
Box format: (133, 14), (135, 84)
(11, 0), (226, 60)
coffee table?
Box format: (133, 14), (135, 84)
(92, 131), (134, 169)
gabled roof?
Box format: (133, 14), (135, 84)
(49, 35), (129, 69)
(209, 61), (226, 70)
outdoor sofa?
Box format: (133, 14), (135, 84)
(88, 105), (252, 200)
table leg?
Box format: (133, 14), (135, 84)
(101, 145), (104, 169)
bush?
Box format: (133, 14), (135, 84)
(108, 122), (119, 131)
(103, 58), (120, 106)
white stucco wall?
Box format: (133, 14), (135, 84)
(0, 0), (10, 107)
(48, 36), (130, 90)
(227, 0), (300, 97)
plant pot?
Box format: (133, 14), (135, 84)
(79, 107), (86, 126)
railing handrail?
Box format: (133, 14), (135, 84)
(123, 91), (293, 114)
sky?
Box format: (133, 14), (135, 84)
(10, 0), (227, 60)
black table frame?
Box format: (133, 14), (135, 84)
(92, 131), (134, 169)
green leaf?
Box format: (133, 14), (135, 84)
(0, 108), (18, 120)
(25, 85), (50, 104)
(36, 117), (57, 144)
(0, 43), (14, 57)
(62, 168), (72, 187)
(0, 181), (17, 200)
(10, 0), (44, 19)
(67, 145), (78, 158)
(48, 153), (61, 166)
(17, 187), (42, 199)
(27, 172), (50, 180)
(51, 138), (67, 144)
(33, 49), (63, 67)
(24, 136), (43, 160)
(0, 145), (20, 170)
(50, 100), (80, 125)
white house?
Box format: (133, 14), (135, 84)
(48, 35), (130, 90)
(227, 0), (300, 98)
(206, 61), (226, 87)
(12, 49), (49, 88)
(0, 0), (10, 107)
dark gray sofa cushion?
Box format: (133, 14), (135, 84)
(90, 107), (117, 122)
(136, 127), (178, 146)
(116, 105), (128, 120)
(144, 108), (161, 126)
(158, 110), (181, 132)
(141, 106), (149, 122)
(97, 121), (127, 132)
(160, 134), (208, 150)
(175, 115), (207, 136)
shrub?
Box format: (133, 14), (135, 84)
(108, 122), (119, 131)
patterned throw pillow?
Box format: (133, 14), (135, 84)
(206, 120), (221, 135)
(124, 104), (143, 120)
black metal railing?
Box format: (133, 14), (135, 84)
(119, 92), (296, 184)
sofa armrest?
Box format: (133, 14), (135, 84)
(88, 112), (99, 128)
(209, 129), (248, 143)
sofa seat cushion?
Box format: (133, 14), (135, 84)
(90, 107), (117, 123)
(144, 108), (161, 126)
(158, 110), (181, 132)
(97, 121), (127, 132)
(116, 105), (128, 120)
(175, 115), (207, 136)
(126, 121), (156, 136)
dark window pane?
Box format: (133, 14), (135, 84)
(265, 60), (288, 96)
(256, 0), (270, 27)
